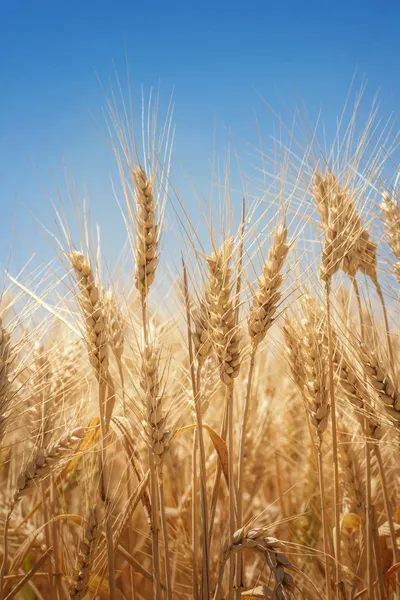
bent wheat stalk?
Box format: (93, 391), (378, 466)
(214, 526), (295, 600)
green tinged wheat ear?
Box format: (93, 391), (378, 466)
(249, 222), (290, 348)
(131, 165), (159, 296)
(70, 507), (99, 599)
(381, 193), (400, 282)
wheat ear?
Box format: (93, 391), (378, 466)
(206, 239), (241, 386)
(70, 507), (100, 599)
(381, 193), (400, 283)
(68, 251), (108, 377)
(214, 526), (295, 600)
(359, 345), (400, 426)
(131, 165), (159, 297)
(14, 427), (85, 505)
(337, 423), (365, 518)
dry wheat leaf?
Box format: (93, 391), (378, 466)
(175, 423), (229, 486)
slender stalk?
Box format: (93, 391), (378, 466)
(352, 278), (377, 600)
(40, 484), (55, 597)
(98, 378), (116, 600)
(208, 396), (228, 543)
(364, 427), (374, 600)
(49, 477), (63, 600)
(182, 258), (210, 598)
(158, 470), (172, 600)
(275, 451), (287, 525)
(0, 512), (11, 600)
(375, 445), (399, 597)
(119, 362), (136, 600)
(236, 350), (255, 527)
(227, 384), (236, 600)
(325, 281), (342, 596)
(371, 506), (386, 600)
(234, 198), (246, 323)
(318, 447), (333, 600)
(149, 451), (161, 599)
(235, 349), (256, 596)
(195, 368), (210, 600)
(142, 295), (162, 600)
(192, 430), (199, 600)
(351, 277), (364, 339)
(373, 277), (395, 374)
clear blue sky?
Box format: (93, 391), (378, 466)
(1, 0), (400, 272)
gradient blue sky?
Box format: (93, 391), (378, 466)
(1, 0), (400, 271)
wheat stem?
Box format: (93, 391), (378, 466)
(182, 258), (210, 598)
(236, 347), (256, 592)
(325, 281), (342, 596)
(192, 429), (199, 599)
(158, 471), (172, 600)
(318, 446), (333, 600)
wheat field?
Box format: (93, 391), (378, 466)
(0, 88), (399, 600)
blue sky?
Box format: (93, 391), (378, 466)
(1, 0), (400, 273)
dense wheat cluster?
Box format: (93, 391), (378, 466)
(1, 90), (400, 600)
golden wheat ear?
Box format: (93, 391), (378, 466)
(381, 193), (400, 282)
(131, 165), (159, 297)
(67, 250), (109, 378)
(70, 507), (100, 599)
(214, 526), (295, 600)
(205, 239), (241, 385)
(14, 427), (85, 505)
(248, 221), (290, 348)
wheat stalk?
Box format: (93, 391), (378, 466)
(0, 319), (12, 445)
